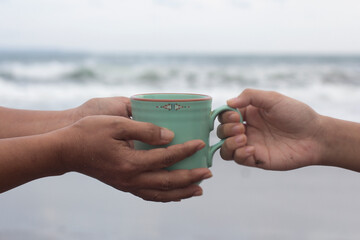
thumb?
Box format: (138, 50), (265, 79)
(227, 88), (283, 110)
(113, 118), (174, 145)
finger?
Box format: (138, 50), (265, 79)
(233, 146), (256, 165)
(112, 118), (175, 145)
(220, 135), (247, 160)
(218, 111), (241, 124)
(227, 88), (284, 110)
(218, 108), (247, 124)
(133, 185), (203, 203)
(128, 140), (134, 148)
(131, 168), (212, 190)
(238, 107), (246, 120)
(117, 97), (132, 116)
(217, 123), (245, 139)
(129, 139), (206, 172)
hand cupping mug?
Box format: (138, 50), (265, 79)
(130, 93), (242, 170)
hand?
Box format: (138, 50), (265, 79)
(218, 89), (323, 170)
(73, 97), (131, 119)
(0, 97), (131, 139)
(56, 116), (212, 202)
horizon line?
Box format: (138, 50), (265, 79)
(1, 48), (360, 57)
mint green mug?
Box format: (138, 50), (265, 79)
(130, 93), (242, 171)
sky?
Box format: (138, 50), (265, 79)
(0, 0), (359, 54)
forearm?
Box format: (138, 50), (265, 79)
(318, 115), (360, 172)
(0, 106), (77, 138)
(0, 133), (65, 193)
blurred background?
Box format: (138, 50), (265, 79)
(1, 0), (360, 239)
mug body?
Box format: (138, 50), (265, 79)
(131, 93), (212, 170)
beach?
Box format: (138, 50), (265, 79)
(1, 52), (360, 239)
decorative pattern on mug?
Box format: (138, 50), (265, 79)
(156, 103), (190, 111)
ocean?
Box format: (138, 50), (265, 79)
(1, 51), (360, 239)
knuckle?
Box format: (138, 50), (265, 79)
(112, 118), (131, 138)
(242, 88), (253, 96)
(120, 160), (137, 173)
(184, 170), (197, 183)
(115, 127), (127, 138)
(162, 150), (179, 166)
(160, 175), (173, 190)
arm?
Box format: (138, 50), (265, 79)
(0, 116), (212, 202)
(0, 97), (130, 138)
(0, 133), (64, 192)
(0, 107), (76, 138)
(319, 116), (360, 172)
(217, 88), (360, 172)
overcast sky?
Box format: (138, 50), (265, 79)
(0, 0), (359, 53)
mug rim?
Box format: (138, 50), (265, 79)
(131, 93), (212, 102)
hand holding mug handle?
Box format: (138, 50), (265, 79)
(208, 105), (243, 167)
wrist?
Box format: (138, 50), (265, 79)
(299, 113), (328, 167)
(315, 115), (360, 171)
(314, 115), (332, 166)
(53, 125), (84, 174)
(40, 131), (70, 176)
(38, 126), (78, 176)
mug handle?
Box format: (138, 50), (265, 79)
(207, 105), (243, 167)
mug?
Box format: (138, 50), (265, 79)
(130, 93), (242, 171)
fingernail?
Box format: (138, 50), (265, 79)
(193, 189), (203, 197)
(196, 141), (206, 151)
(227, 97), (240, 106)
(160, 128), (174, 141)
(202, 171), (213, 179)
